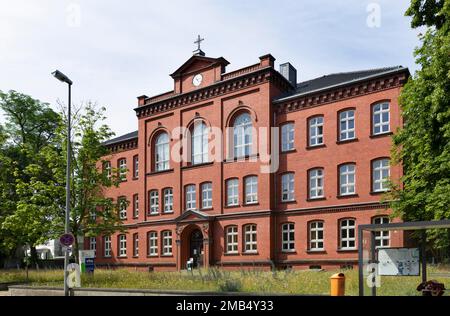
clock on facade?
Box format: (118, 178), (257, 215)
(192, 74), (203, 87)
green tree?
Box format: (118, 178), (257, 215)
(390, 1), (450, 254)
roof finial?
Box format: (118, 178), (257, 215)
(193, 35), (205, 56)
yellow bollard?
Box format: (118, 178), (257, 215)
(330, 273), (345, 296)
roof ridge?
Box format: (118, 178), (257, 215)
(325, 65), (402, 77)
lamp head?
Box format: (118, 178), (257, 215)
(52, 70), (73, 85)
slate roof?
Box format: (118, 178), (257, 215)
(102, 130), (138, 146)
(274, 66), (408, 103)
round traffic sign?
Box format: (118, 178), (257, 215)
(60, 233), (75, 247)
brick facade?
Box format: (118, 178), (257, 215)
(90, 52), (409, 271)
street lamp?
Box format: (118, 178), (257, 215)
(52, 70), (72, 296)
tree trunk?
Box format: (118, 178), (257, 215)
(29, 245), (38, 268)
(73, 234), (80, 264)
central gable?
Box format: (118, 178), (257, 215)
(175, 209), (214, 223)
(171, 54), (230, 94)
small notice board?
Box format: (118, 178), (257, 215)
(378, 248), (420, 276)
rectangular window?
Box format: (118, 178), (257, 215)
(281, 173), (295, 202)
(309, 116), (324, 146)
(373, 216), (390, 248)
(162, 231), (172, 255)
(201, 182), (213, 209)
(244, 224), (257, 253)
(103, 161), (111, 180)
(372, 159), (390, 192)
(118, 158), (127, 181)
(148, 232), (158, 256)
(340, 219), (356, 250)
(373, 102), (390, 135)
(133, 233), (139, 257)
(133, 155), (139, 178)
(309, 168), (324, 199)
(309, 221), (324, 251)
(163, 188), (173, 213)
(118, 197), (127, 219)
(133, 194), (139, 218)
(185, 185), (196, 211)
(245, 176), (258, 204)
(103, 236), (111, 257)
(339, 164), (356, 195)
(89, 237), (96, 258)
(149, 190), (159, 214)
(118, 234), (127, 257)
(282, 223), (295, 252)
(226, 226), (238, 254)
(339, 110), (355, 141)
(226, 179), (239, 206)
(281, 123), (295, 152)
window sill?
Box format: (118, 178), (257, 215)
(336, 138), (358, 145)
(306, 144), (326, 150)
(370, 132), (393, 139)
(337, 249), (358, 253)
(120, 179), (127, 183)
(182, 162), (214, 170)
(117, 256), (128, 259)
(223, 154), (259, 163)
(147, 212), (160, 216)
(224, 204), (240, 209)
(103, 256), (112, 259)
(281, 250), (297, 254)
(147, 255), (159, 258)
(161, 254), (173, 258)
(307, 197), (326, 202)
(370, 190), (390, 195)
(201, 207), (214, 211)
(336, 194), (359, 199)
(306, 250), (326, 254)
(132, 177), (139, 181)
(242, 251), (259, 256)
(281, 149), (296, 154)
(224, 252), (240, 256)
(280, 199), (296, 204)
(147, 169), (174, 176)
(243, 202), (259, 207)
(162, 211), (174, 214)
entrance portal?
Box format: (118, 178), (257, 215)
(189, 229), (204, 268)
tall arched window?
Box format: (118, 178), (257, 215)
(191, 122), (208, 164)
(233, 113), (252, 158)
(155, 132), (169, 171)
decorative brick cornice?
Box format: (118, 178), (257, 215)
(106, 138), (138, 154)
(135, 67), (293, 119)
(275, 71), (408, 115)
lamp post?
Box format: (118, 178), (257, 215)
(52, 70), (73, 297)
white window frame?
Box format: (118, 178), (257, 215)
(119, 198), (127, 219)
(148, 231), (158, 256)
(373, 216), (390, 248)
(162, 231), (172, 255)
(104, 161), (111, 180)
(149, 190), (159, 214)
(244, 176), (258, 204)
(185, 185), (196, 211)
(309, 221), (324, 251)
(133, 155), (139, 178)
(155, 133), (170, 171)
(339, 164), (356, 196)
(192, 122), (209, 165)
(89, 237), (96, 258)
(281, 173), (295, 202)
(118, 234), (127, 257)
(372, 102), (390, 135)
(118, 158), (127, 180)
(340, 219), (356, 250)
(225, 226), (238, 254)
(201, 182), (213, 209)
(309, 116), (324, 146)
(133, 194), (139, 218)
(133, 233), (139, 257)
(281, 123), (295, 152)
(163, 188), (173, 213)
(282, 223), (295, 252)
(233, 113), (252, 158)
(372, 159), (390, 192)
(226, 179), (239, 206)
(339, 110), (355, 141)
(103, 236), (111, 258)
(244, 224), (257, 253)
(309, 168), (324, 199)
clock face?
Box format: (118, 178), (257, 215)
(192, 74), (203, 87)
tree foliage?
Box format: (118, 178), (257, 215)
(390, 1), (450, 252)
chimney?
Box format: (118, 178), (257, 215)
(280, 62), (297, 88)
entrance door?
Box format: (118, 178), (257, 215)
(189, 229), (204, 268)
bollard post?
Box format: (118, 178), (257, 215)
(330, 273), (345, 296)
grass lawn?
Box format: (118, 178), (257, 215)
(1, 266), (449, 296)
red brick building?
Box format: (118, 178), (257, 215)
(90, 48), (409, 271)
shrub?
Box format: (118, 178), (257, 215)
(218, 278), (242, 292)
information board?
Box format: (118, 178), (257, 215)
(378, 248), (420, 276)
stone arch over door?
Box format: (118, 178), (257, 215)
(178, 223), (210, 270)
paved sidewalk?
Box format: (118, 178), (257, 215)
(0, 291), (10, 296)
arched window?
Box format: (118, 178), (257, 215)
(155, 132), (169, 171)
(191, 122), (208, 164)
(233, 113), (252, 158)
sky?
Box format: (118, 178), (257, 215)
(0, 0), (422, 138)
